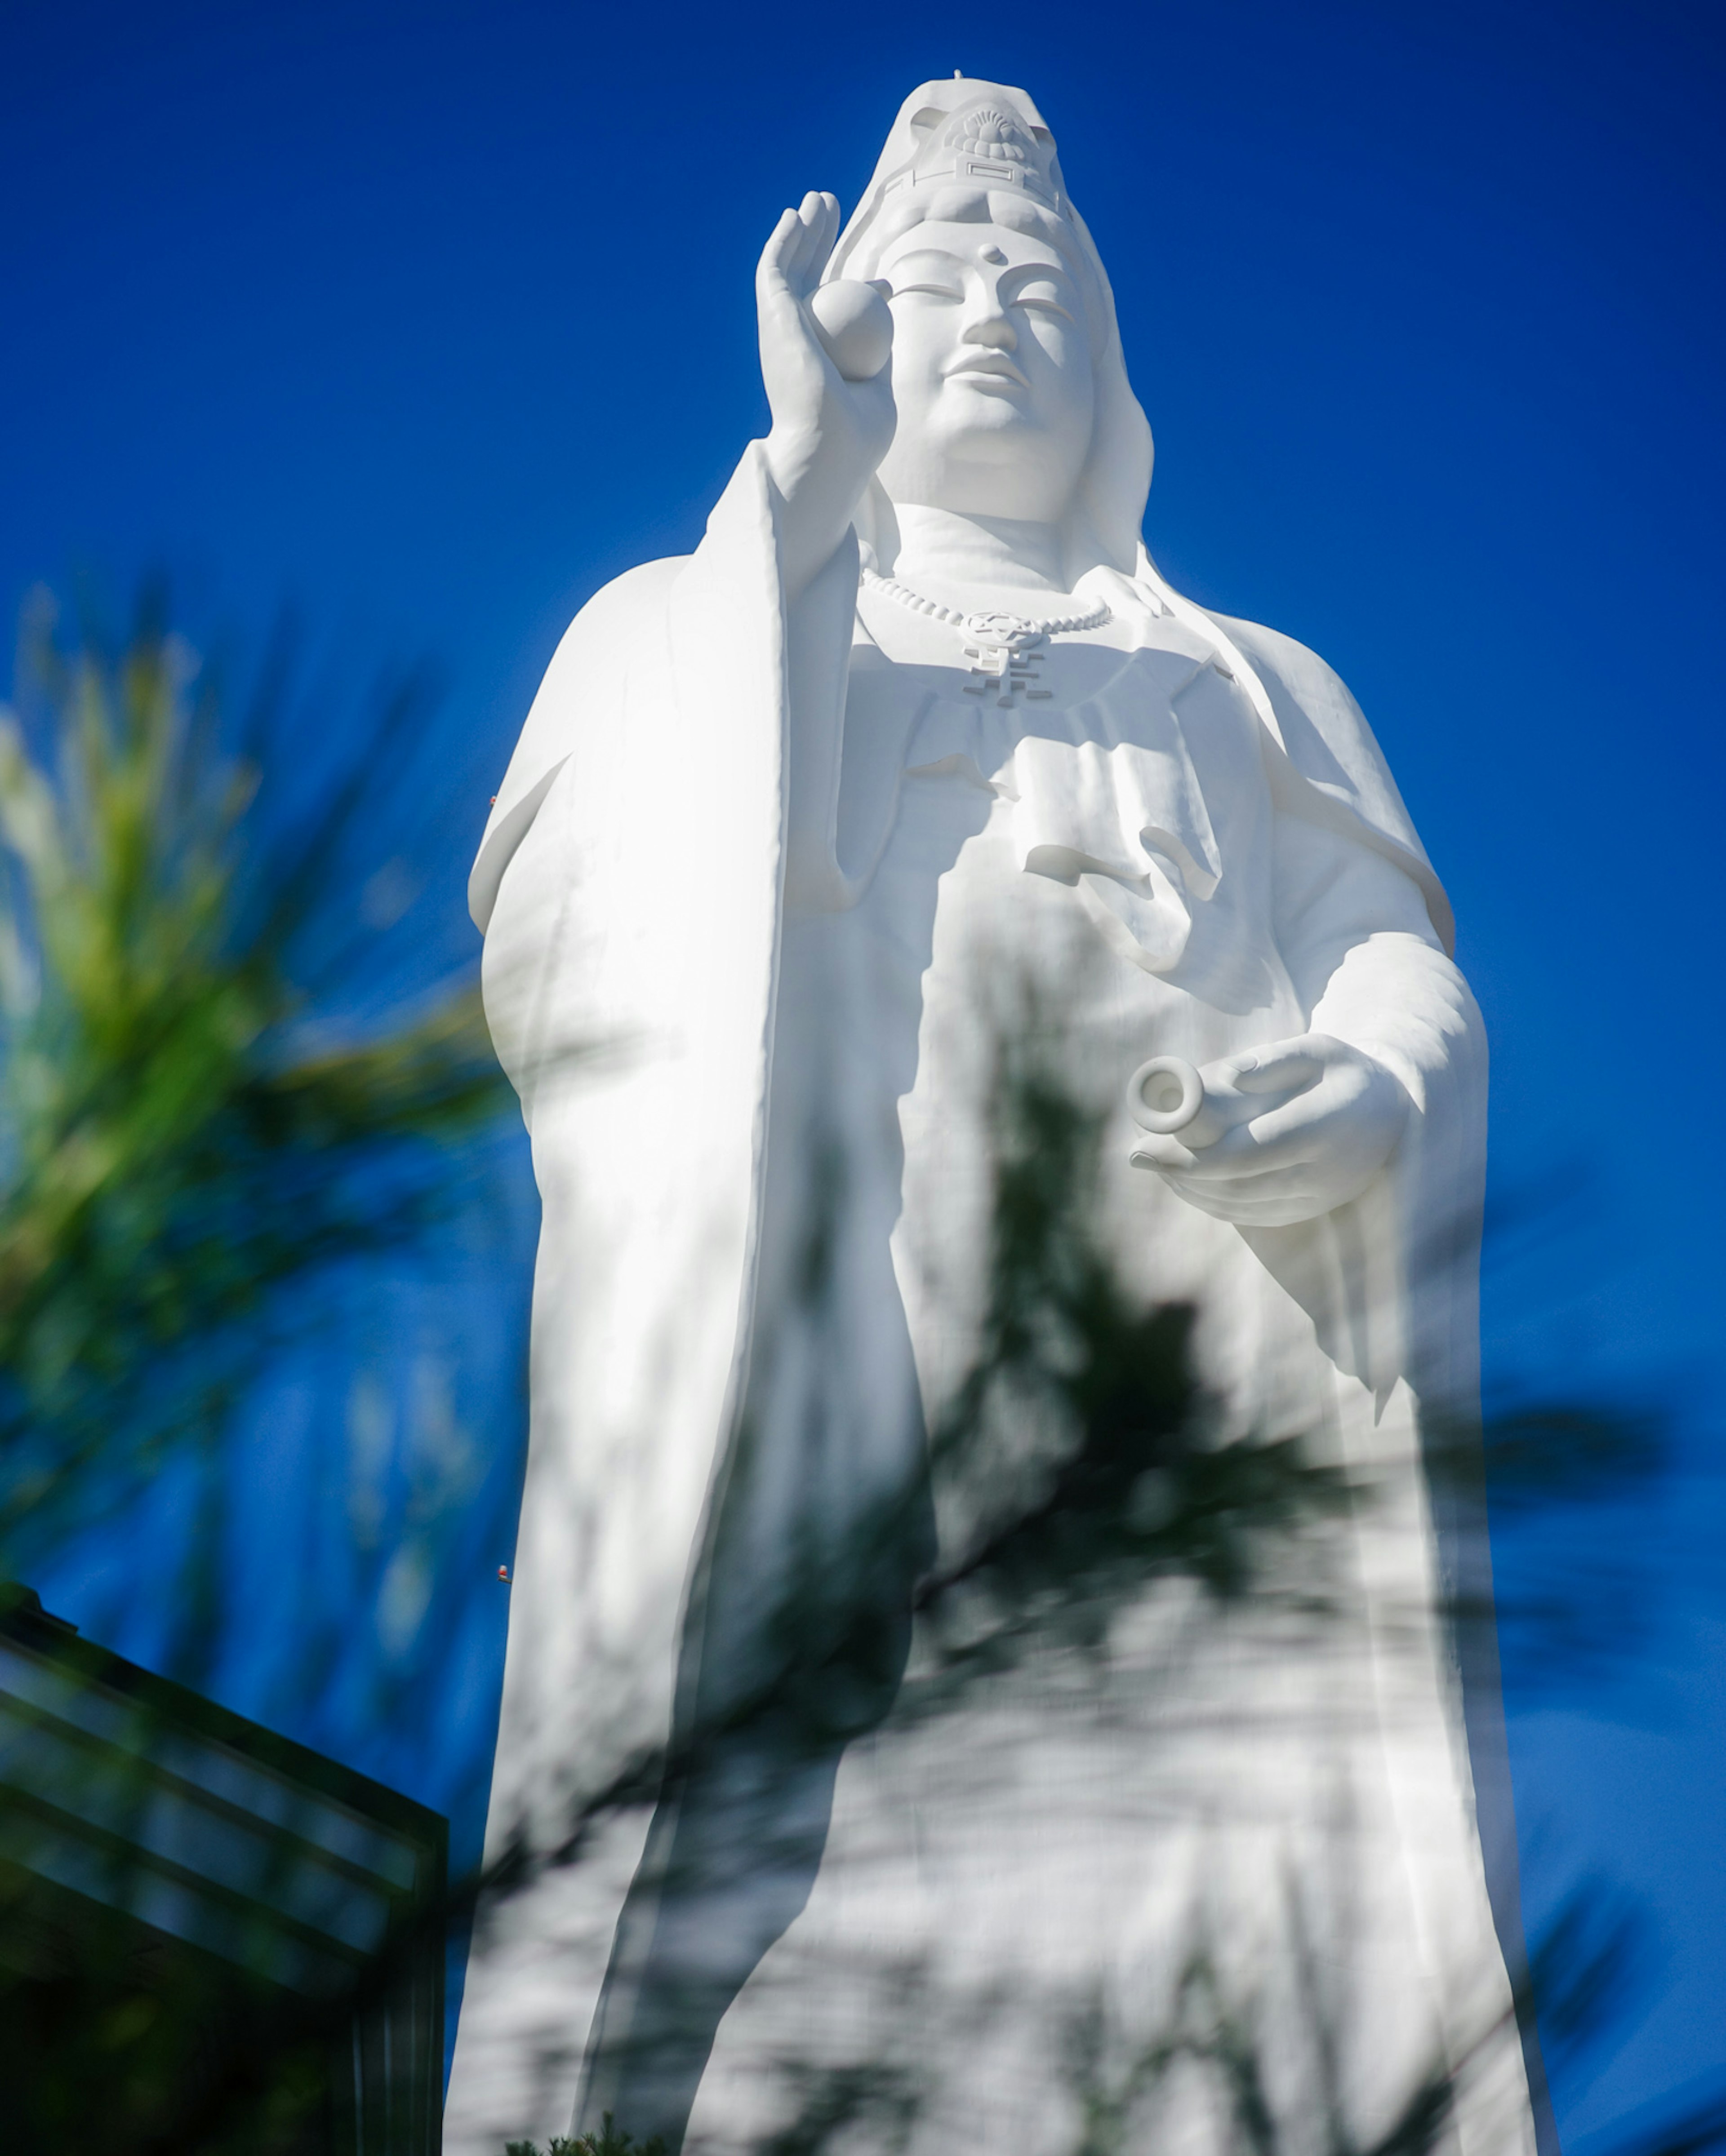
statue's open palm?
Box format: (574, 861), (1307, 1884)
(758, 191), (895, 590)
(1132, 1034), (1411, 1228)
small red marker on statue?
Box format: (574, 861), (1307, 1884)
(497, 1565), (511, 1584)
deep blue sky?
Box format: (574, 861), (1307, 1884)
(4, 0), (1722, 2139)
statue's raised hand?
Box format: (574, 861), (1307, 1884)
(758, 191), (895, 597)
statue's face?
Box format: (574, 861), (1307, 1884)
(872, 216), (1096, 523)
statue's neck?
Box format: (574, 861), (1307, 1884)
(885, 505), (1077, 608)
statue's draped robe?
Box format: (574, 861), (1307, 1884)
(446, 446), (1547, 2156)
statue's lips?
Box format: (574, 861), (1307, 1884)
(942, 353), (1030, 390)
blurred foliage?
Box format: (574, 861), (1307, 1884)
(1481, 1402), (1664, 1515)
(506, 2120), (669, 2156)
(0, 1878), (333, 2154)
(471, 1038), (1684, 2156)
(0, 590), (508, 1566)
(908, 1040), (1353, 1702)
(0, 598), (1690, 2153)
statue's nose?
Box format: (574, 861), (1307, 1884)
(961, 307), (1016, 352)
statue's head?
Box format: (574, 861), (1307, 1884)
(828, 82), (1153, 575)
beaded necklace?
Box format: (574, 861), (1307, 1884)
(860, 565), (1111, 707)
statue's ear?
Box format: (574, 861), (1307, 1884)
(908, 106), (946, 134)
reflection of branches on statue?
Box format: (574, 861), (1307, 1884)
(479, 1821), (1636, 2156)
(907, 1028), (1357, 1699)
(462, 1035), (1415, 1905)
(450, 1031), (1655, 2156)
(453, 1020), (1361, 1800)
(458, 77), (1566, 2156)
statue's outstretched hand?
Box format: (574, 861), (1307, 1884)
(758, 191), (895, 596)
(1130, 1034), (1410, 1228)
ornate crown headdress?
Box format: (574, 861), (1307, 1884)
(877, 101), (1062, 212)
(827, 80), (1081, 288)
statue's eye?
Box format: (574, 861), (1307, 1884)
(891, 280), (964, 302)
(1013, 280), (1072, 319)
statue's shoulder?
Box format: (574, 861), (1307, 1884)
(1206, 607), (1406, 809)
(517, 554), (689, 753)
(1205, 611), (1369, 751)
(468, 555), (689, 932)
(557, 553), (690, 651)
(1206, 607), (1453, 949)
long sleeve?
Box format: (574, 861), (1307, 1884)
(1272, 810), (1479, 1116)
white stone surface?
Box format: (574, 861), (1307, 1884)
(446, 79), (1547, 2156)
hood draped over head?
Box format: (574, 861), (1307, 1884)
(824, 78), (1155, 579)
(469, 78), (1458, 963)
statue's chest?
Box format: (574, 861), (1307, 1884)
(837, 644), (1285, 1020)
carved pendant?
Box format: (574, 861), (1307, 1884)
(961, 618), (1054, 707)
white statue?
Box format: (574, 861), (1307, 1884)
(448, 80), (1549, 2156)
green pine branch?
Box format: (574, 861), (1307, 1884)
(0, 595), (510, 1561)
(505, 2117), (669, 2156)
